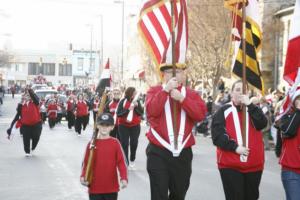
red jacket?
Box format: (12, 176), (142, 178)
(217, 108), (265, 173)
(21, 101), (41, 126)
(280, 126), (300, 174)
(108, 99), (120, 125)
(76, 101), (89, 117)
(109, 100), (119, 116)
(93, 100), (100, 112)
(117, 98), (142, 127)
(47, 104), (58, 119)
(146, 85), (206, 154)
(67, 100), (75, 112)
(81, 137), (128, 194)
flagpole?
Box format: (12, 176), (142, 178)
(171, 0), (178, 150)
(242, 0), (247, 147)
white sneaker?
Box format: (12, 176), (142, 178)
(25, 153), (32, 157)
(129, 162), (136, 170)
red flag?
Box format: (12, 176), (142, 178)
(96, 58), (111, 95)
(138, 0), (188, 70)
(284, 0), (300, 85)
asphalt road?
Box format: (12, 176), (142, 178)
(0, 95), (285, 200)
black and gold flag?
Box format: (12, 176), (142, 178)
(225, 0), (264, 93)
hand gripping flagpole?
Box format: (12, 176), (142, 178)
(171, 0), (179, 150)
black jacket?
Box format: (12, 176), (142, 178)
(211, 103), (268, 152)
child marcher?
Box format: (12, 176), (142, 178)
(80, 113), (128, 200)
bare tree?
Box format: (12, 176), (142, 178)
(0, 50), (9, 68)
(187, 0), (232, 98)
(138, 0), (232, 95)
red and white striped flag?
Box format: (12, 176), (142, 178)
(138, 0), (188, 70)
(276, 0), (300, 121)
(284, 0), (300, 85)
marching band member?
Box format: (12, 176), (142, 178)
(145, 66), (206, 200)
(47, 99), (58, 129)
(105, 88), (121, 139)
(211, 80), (267, 200)
(66, 95), (76, 129)
(116, 87), (143, 168)
(7, 89), (43, 156)
(75, 94), (89, 136)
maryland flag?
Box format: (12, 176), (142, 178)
(225, 0), (264, 93)
(138, 0), (188, 71)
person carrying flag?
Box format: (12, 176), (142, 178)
(276, 86), (300, 200)
(211, 80), (267, 200)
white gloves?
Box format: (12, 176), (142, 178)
(235, 146), (250, 156)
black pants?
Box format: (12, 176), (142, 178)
(67, 111), (75, 129)
(84, 113), (90, 129)
(89, 193), (118, 200)
(75, 115), (89, 134)
(20, 122), (42, 154)
(146, 143), (193, 200)
(110, 125), (119, 139)
(40, 112), (46, 123)
(56, 113), (62, 123)
(118, 124), (140, 163)
(219, 168), (263, 200)
(48, 117), (56, 129)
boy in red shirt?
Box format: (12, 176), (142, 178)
(80, 113), (128, 200)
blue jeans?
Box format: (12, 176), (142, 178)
(281, 170), (300, 200)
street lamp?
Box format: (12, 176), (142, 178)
(86, 24), (93, 74)
(97, 14), (104, 76)
(114, 0), (124, 80)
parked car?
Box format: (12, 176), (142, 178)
(31, 84), (49, 91)
(35, 89), (58, 99)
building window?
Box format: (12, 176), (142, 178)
(77, 57), (84, 71)
(89, 58), (95, 72)
(15, 63), (23, 72)
(28, 62), (55, 76)
(43, 63), (55, 76)
(59, 64), (72, 76)
(28, 63), (39, 75)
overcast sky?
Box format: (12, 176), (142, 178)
(0, 0), (143, 52)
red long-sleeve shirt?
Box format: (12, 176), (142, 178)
(76, 101), (89, 117)
(47, 104), (58, 119)
(146, 85), (207, 149)
(81, 137), (128, 194)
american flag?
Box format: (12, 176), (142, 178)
(138, 0), (188, 69)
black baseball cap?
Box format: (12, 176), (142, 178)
(96, 113), (114, 126)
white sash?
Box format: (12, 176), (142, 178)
(151, 86), (189, 157)
(228, 102), (249, 162)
